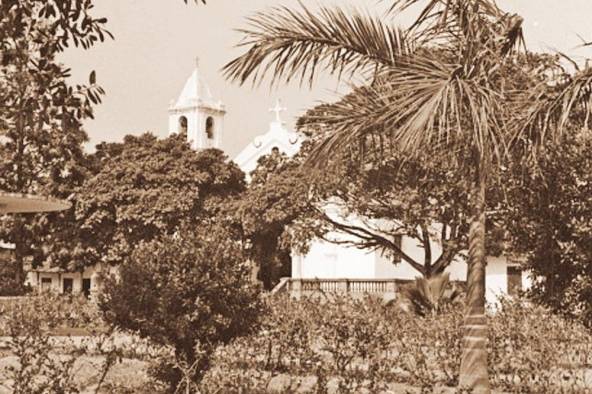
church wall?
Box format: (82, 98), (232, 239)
(294, 230), (532, 305)
(300, 238), (377, 279)
(485, 256), (508, 306)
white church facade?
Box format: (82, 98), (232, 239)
(25, 60), (531, 305)
(167, 61), (532, 306)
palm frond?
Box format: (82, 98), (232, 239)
(223, 3), (413, 87)
(518, 65), (592, 147)
(385, 0), (523, 58)
(305, 52), (507, 168)
(388, 0), (501, 39)
(388, 0), (503, 26)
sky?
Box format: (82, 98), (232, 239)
(60, 0), (592, 158)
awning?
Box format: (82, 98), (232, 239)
(0, 192), (70, 214)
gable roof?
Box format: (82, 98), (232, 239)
(234, 120), (302, 176)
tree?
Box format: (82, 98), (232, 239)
(0, 0), (110, 286)
(100, 222), (262, 391)
(223, 1), (592, 391)
(234, 150), (314, 289)
(47, 133), (245, 270)
(304, 141), (472, 278)
(504, 131), (592, 327)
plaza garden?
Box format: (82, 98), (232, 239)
(3, 0), (592, 393)
(0, 292), (591, 393)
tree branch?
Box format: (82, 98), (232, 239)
(319, 210), (426, 275)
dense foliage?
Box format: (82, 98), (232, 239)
(201, 296), (592, 393)
(0, 293), (103, 335)
(505, 132), (592, 327)
(47, 133), (245, 270)
(0, 0), (110, 288)
(234, 150), (316, 289)
(100, 223), (262, 391)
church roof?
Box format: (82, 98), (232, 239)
(234, 103), (303, 176)
(171, 60), (224, 112)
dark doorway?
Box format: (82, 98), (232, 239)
(82, 278), (91, 298)
(63, 278), (73, 294)
(507, 266), (522, 297)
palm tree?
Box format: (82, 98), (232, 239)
(224, 1), (592, 391)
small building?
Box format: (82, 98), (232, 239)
(26, 263), (109, 299)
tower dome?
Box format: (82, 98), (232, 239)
(168, 58), (225, 150)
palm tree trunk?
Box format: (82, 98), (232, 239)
(458, 163), (490, 393)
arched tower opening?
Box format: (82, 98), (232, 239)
(178, 116), (188, 135)
(205, 117), (214, 140)
(168, 60), (225, 150)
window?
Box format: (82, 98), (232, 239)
(82, 278), (91, 299)
(507, 265), (522, 297)
(41, 277), (52, 291)
(178, 116), (188, 135)
(63, 278), (73, 294)
(205, 117), (214, 139)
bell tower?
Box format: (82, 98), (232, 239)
(168, 57), (225, 150)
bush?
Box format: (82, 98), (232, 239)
(99, 223), (263, 392)
(200, 296), (592, 393)
(0, 292), (104, 335)
(397, 273), (463, 316)
(489, 298), (592, 391)
(1, 295), (122, 393)
(0, 259), (31, 296)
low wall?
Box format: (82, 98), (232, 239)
(278, 278), (412, 301)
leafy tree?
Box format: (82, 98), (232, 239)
(504, 132), (592, 327)
(100, 222), (262, 391)
(224, 1), (592, 391)
(0, 0), (110, 286)
(47, 133), (245, 270)
(235, 150), (313, 289)
(238, 135), (491, 289)
(306, 147), (472, 278)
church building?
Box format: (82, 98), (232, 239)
(167, 60), (531, 306)
(25, 60), (530, 306)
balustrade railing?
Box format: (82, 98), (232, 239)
(274, 278), (410, 299)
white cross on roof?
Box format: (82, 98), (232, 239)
(269, 99), (287, 122)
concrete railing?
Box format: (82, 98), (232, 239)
(272, 278), (411, 301)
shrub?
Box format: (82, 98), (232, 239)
(1, 295), (121, 393)
(489, 298), (592, 391)
(397, 273), (463, 316)
(0, 292), (104, 335)
(200, 296), (592, 393)
(99, 223), (263, 392)
(0, 259), (31, 296)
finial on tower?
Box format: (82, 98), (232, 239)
(195, 56), (200, 69)
(269, 99), (287, 123)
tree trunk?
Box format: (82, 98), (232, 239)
(458, 164), (490, 393)
(13, 218), (25, 288)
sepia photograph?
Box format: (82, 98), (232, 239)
(1, 0), (592, 392)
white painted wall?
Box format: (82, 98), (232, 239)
(300, 239), (376, 278)
(294, 229), (532, 305)
(26, 264), (110, 298)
